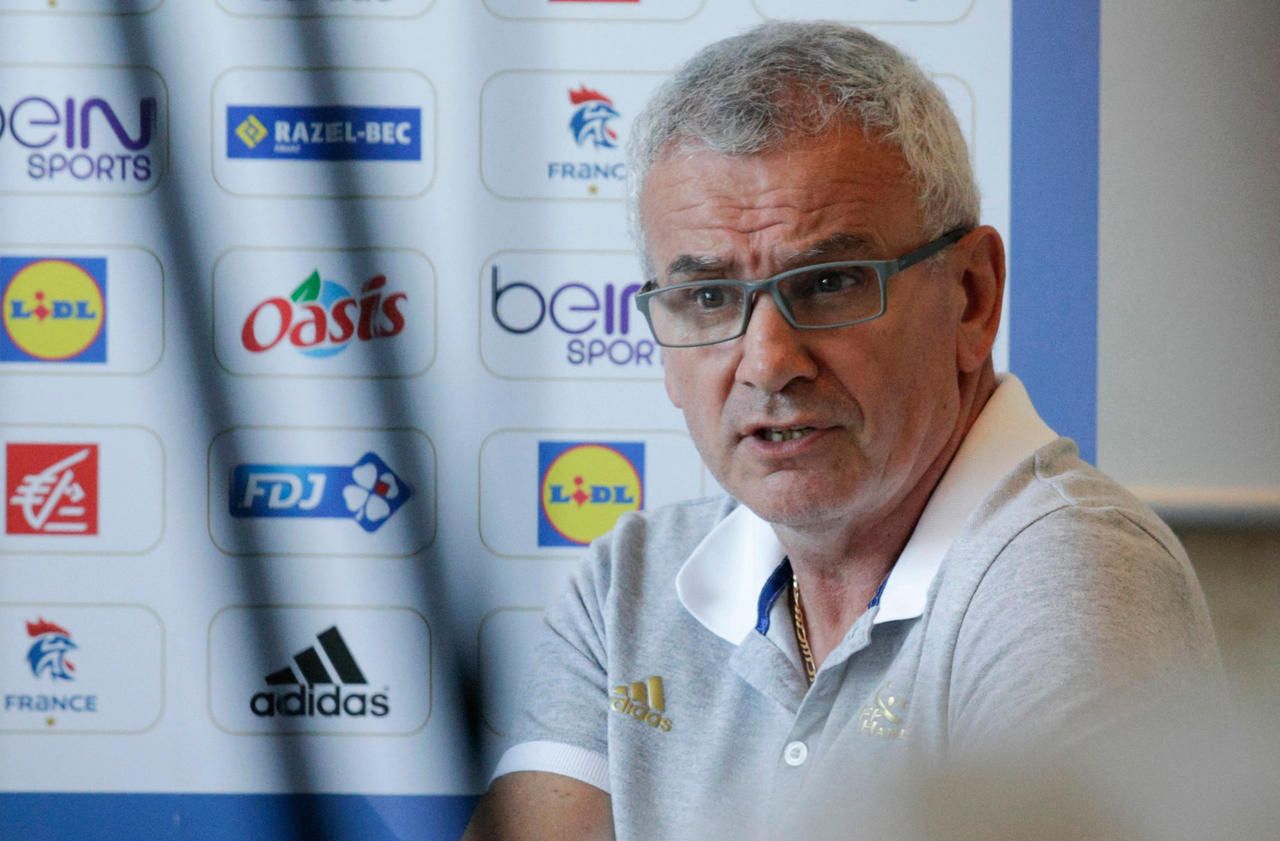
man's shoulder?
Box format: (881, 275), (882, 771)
(943, 438), (1213, 651)
(966, 437), (1183, 564)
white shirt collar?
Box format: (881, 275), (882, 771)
(674, 374), (1059, 644)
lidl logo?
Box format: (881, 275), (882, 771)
(240, 269), (408, 358)
(538, 441), (643, 546)
(5, 443), (99, 536)
(0, 257), (106, 363)
(230, 451), (412, 533)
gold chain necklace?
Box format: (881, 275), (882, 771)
(792, 574), (817, 685)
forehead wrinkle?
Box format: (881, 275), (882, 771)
(776, 232), (880, 269)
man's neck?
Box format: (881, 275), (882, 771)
(781, 365), (999, 668)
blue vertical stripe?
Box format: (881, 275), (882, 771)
(1010, 0), (1100, 462)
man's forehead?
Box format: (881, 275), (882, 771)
(658, 231), (883, 280)
(639, 130), (919, 276)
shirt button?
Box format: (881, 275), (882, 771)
(783, 740), (808, 767)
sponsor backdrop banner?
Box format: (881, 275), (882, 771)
(0, 2), (1096, 838)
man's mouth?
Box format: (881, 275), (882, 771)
(755, 426), (816, 443)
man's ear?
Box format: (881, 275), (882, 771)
(952, 226), (1006, 373)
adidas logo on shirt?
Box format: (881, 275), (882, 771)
(249, 625), (390, 719)
(610, 675), (672, 732)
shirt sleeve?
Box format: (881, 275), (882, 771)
(492, 539), (615, 792)
(947, 505), (1225, 755)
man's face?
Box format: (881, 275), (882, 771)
(640, 128), (969, 533)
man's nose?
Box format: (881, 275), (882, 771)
(734, 294), (818, 393)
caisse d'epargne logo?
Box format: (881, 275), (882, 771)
(5, 443), (99, 536)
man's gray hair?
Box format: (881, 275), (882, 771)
(628, 21), (979, 265)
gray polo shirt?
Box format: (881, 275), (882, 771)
(494, 377), (1222, 840)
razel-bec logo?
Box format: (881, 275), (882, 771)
(240, 269), (407, 359)
(230, 451), (412, 533)
(483, 251), (659, 380)
(1, 257), (106, 363)
(538, 441), (644, 547)
(5, 443), (98, 536)
(227, 105), (421, 162)
(0, 65), (166, 194)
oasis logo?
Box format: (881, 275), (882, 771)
(490, 263), (656, 368)
(227, 105), (421, 161)
(1, 257), (106, 363)
(538, 441), (643, 546)
(230, 451), (412, 533)
(240, 270), (407, 358)
(548, 86), (625, 188)
(250, 625), (389, 719)
(0, 94), (157, 184)
(4, 618), (99, 724)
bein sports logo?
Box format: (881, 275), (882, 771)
(26, 618), (76, 682)
(5, 443), (99, 536)
(240, 270), (407, 358)
(489, 261), (657, 369)
(230, 451), (412, 533)
(538, 441), (643, 547)
(0, 94), (158, 185)
(0, 257), (107, 363)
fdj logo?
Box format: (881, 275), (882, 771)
(538, 441), (643, 547)
(0, 257), (106, 363)
(0, 95), (157, 183)
(547, 86), (626, 186)
(230, 451), (412, 533)
(240, 270), (407, 358)
(491, 264), (657, 367)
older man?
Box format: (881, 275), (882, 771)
(466, 21), (1220, 841)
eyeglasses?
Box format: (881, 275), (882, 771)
(634, 228), (971, 348)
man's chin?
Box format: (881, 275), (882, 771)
(732, 481), (859, 531)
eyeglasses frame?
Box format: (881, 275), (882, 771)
(634, 227), (972, 348)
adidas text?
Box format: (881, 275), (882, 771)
(250, 685), (390, 718)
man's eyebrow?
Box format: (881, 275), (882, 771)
(778, 233), (879, 270)
(662, 254), (731, 280)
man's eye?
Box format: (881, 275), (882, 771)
(694, 286), (728, 308)
(813, 270), (867, 293)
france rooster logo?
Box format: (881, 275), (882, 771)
(26, 618), (76, 682)
(568, 86), (620, 150)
